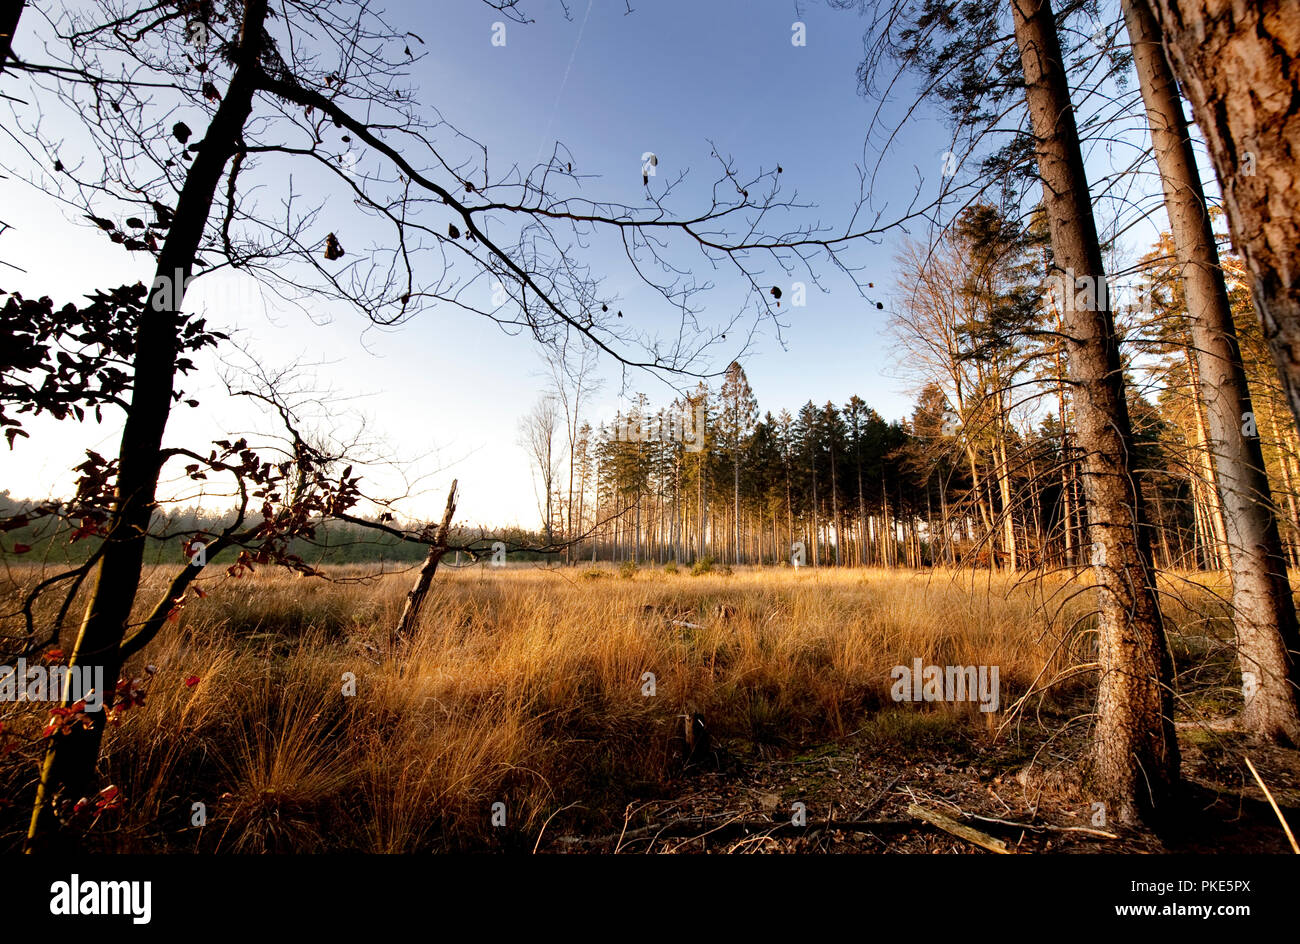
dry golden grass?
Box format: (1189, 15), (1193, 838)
(0, 563), (1239, 852)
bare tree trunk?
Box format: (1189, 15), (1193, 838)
(1152, 483), (1174, 569)
(1192, 476), (1217, 569)
(881, 483), (892, 567)
(1279, 408), (1300, 563)
(701, 468), (709, 561)
(1027, 453), (1044, 564)
(811, 465), (820, 567)
(830, 438), (841, 566)
(393, 480), (458, 649)
(26, 0), (269, 852)
(1187, 371), (1233, 571)
(733, 450), (741, 566)
(995, 425), (1019, 570)
(926, 486), (935, 566)
(1183, 343), (1232, 570)
(857, 465), (868, 566)
(1147, 0), (1300, 436)
(963, 444), (993, 544)
(1011, 0), (1179, 824)
(1061, 449), (1075, 567)
(566, 450), (574, 564)
(1267, 403), (1300, 563)
(696, 458), (704, 562)
(577, 456), (589, 561)
(786, 462), (795, 564)
(1056, 319), (1078, 569)
(940, 480), (952, 565)
(1126, 0), (1300, 743)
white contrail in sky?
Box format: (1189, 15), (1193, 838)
(535, 0), (594, 168)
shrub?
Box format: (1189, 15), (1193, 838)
(691, 556), (715, 576)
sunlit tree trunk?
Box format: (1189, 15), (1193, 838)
(1267, 404), (1300, 565)
(1186, 371), (1233, 571)
(857, 463), (868, 566)
(1125, 0), (1300, 742)
(1011, 0), (1179, 823)
(1053, 331), (1079, 569)
(995, 425), (1018, 570)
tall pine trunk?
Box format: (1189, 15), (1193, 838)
(734, 452), (741, 566)
(1186, 360), (1232, 570)
(829, 437), (841, 566)
(1125, 0), (1300, 743)
(1267, 404), (1300, 564)
(1058, 364), (1077, 569)
(995, 420), (1018, 570)
(1011, 0), (1179, 824)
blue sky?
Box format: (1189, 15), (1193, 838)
(0, 0), (1166, 526)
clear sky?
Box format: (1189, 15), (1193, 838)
(0, 0), (1166, 526)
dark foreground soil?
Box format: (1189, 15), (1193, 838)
(541, 719), (1300, 854)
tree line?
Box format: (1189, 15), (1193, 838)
(530, 225), (1300, 577)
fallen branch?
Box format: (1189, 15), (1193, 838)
(958, 810), (1118, 840)
(392, 479), (457, 649)
(908, 803), (1012, 854)
(566, 801), (1103, 852)
(586, 816), (919, 848)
